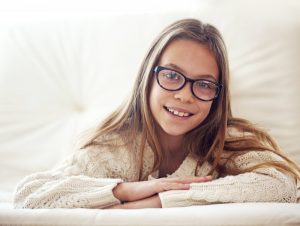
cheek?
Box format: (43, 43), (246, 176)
(149, 82), (173, 127)
(195, 101), (213, 120)
(149, 82), (161, 116)
(149, 81), (168, 107)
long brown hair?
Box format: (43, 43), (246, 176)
(81, 18), (300, 180)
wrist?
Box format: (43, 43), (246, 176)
(112, 182), (128, 202)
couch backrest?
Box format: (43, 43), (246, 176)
(0, 0), (299, 199)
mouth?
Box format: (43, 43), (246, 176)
(164, 106), (194, 118)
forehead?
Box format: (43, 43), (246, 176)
(159, 39), (219, 81)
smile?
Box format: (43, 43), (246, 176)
(164, 106), (193, 117)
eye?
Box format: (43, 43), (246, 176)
(198, 81), (213, 89)
(165, 71), (181, 80)
(196, 80), (215, 90)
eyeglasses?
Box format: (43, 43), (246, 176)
(153, 66), (222, 101)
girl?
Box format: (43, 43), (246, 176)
(14, 18), (300, 209)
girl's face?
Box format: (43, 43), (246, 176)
(149, 39), (219, 138)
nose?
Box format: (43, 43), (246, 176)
(174, 82), (194, 103)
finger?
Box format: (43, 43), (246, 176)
(160, 182), (190, 191)
(164, 175), (212, 184)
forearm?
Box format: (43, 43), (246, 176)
(107, 195), (162, 209)
(14, 172), (122, 209)
(159, 170), (297, 208)
(112, 181), (157, 202)
(112, 176), (211, 203)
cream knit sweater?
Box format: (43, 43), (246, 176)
(13, 136), (298, 209)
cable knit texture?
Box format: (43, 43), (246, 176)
(13, 135), (298, 209)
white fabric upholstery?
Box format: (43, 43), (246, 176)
(0, 203), (299, 226)
(0, 0), (300, 225)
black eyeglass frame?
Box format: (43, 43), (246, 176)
(153, 66), (223, 101)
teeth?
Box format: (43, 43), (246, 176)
(166, 107), (191, 117)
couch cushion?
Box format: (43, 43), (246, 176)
(1, 203), (300, 226)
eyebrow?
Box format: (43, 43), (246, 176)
(163, 63), (218, 82)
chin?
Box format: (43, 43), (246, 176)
(162, 127), (190, 137)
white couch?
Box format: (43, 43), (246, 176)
(0, 0), (300, 225)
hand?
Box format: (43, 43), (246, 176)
(107, 195), (162, 209)
(112, 176), (212, 203)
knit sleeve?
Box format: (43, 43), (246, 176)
(159, 151), (298, 208)
(13, 145), (130, 209)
